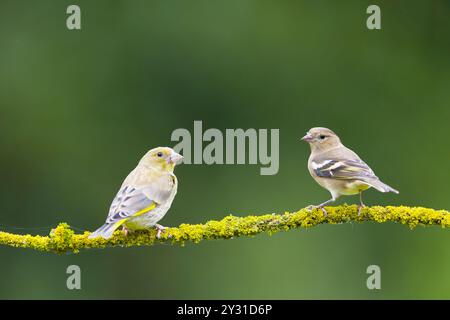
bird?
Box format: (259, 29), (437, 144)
(89, 147), (183, 239)
(301, 127), (398, 216)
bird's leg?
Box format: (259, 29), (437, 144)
(358, 191), (366, 216)
(155, 224), (167, 239)
(122, 226), (129, 236)
(307, 198), (336, 216)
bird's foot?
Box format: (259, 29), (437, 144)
(155, 224), (167, 239)
(306, 205), (327, 217)
(122, 226), (129, 236)
(358, 204), (366, 216)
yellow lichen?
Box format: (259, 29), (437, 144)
(0, 205), (448, 254)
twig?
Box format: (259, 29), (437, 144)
(0, 205), (448, 254)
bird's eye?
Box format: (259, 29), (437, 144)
(157, 152), (163, 157)
(319, 135), (326, 140)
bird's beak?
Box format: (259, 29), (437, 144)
(301, 132), (313, 142)
(168, 152), (184, 164)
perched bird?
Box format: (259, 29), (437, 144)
(89, 147), (183, 239)
(301, 127), (398, 215)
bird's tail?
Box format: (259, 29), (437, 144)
(366, 179), (399, 194)
(88, 223), (118, 239)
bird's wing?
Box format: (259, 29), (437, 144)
(105, 186), (156, 226)
(312, 158), (378, 181)
(105, 174), (176, 227)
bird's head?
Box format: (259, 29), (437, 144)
(301, 127), (342, 152)
(139, 147), (183, 172)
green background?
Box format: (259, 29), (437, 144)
(0, 0), (449, 299)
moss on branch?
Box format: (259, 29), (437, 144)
(0, 205), (449, 254)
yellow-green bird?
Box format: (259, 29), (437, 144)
(89, 147), (183, 239)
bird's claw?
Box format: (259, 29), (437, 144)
(358, 204), (366, 216)
(306, 205), (328, 217)
(155, 224), (167, 239)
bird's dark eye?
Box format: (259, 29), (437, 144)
(319, 135), (326, 140)
(157, 152), (163, 157)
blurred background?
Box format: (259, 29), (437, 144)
(0, 0), (449, 299)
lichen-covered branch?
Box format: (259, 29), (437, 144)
(0, 205), (449, 254)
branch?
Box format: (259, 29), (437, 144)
(0, 205), (449, 254)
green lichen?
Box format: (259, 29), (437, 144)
(0, 205), (449, 254)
